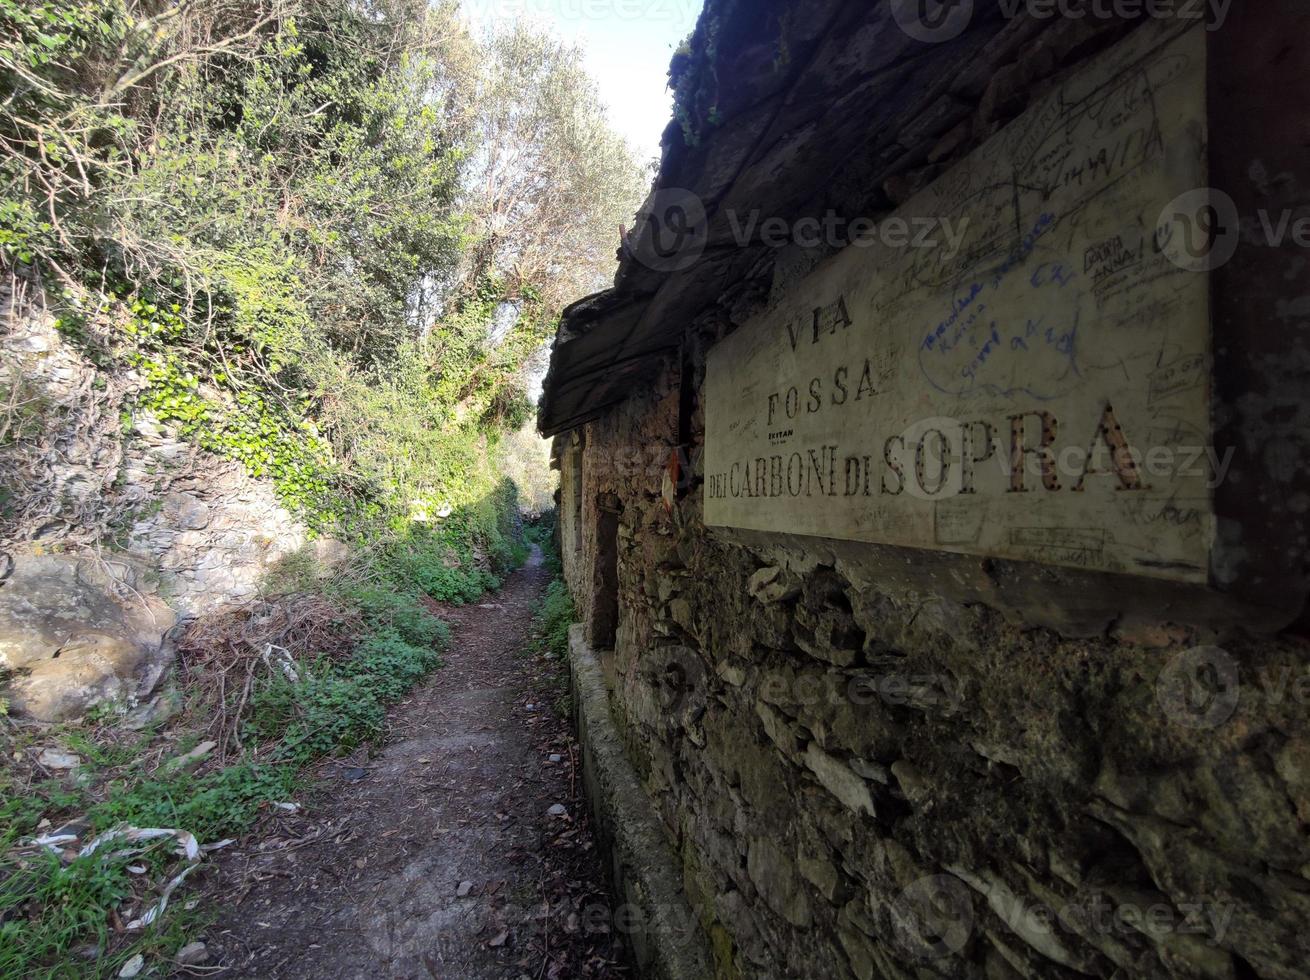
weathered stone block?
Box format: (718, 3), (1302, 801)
(747, 565), (801, 604)
(804, 742), (875, 817)
(746, 837), (813, 928)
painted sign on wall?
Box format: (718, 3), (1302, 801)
(705, 21), (1216, 582)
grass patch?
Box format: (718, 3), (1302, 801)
(0, 842), (203, 979)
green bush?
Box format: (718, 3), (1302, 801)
(246, 673), (383, 764)
(415, 562), (499, 605)
(534, 580), (576, 660)
(348, 588), (450, 648)
(244, 622), (445, 766)
(342, 630), (443, 704)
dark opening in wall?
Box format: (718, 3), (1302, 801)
(570, 447), (583, 554)
(676, 337), (696, 501)
(591, 493), (622, 650)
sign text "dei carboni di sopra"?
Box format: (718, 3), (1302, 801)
(704, 21), (1217, 582)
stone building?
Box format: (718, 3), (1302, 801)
(539, 2), (1309, 978)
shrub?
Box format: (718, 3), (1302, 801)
(347, 588), (450, 648)
(534, 580), (576, 660)
(246, 673), (383, 764)
(341, 630), (443, 703)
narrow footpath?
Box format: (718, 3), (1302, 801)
(202, 549), (624, 979)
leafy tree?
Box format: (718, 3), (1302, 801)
(0, 0), (647, 548)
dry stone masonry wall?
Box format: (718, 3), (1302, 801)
(564, 348), (1310, 980)
(551, 8), (1310, 977)
(0, 283), (315, 721)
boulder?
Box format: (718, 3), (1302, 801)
(7, 631), (152, 722)
(0, 551), (174, 722)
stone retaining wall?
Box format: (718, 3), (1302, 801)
(553, 12), (1310, 967)
(0, 284), (315, 720)
(562, 347), (1309, 978)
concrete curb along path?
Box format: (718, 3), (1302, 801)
(569, 624), (714, 980)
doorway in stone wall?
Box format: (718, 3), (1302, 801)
(569, 445), (583, 555)
(591, 493), (622, 650)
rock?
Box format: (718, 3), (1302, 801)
(175, 942), (209, 966)
(837, 923), (877, 980)
(804, 743), (876, 817)
(891, 760), (933, 808)
(755, 701), (802, 758)
(976, 60), (1031, 126)
(1276, 739), (1310, 823)
(75, 557), (139, 592)
(746, 837), (813, 927)
(457, 880), (474, 897)
(668, 597), (695, 632)
(928, 118), (971, 162)
(950, 865), (1083, 971)
(8, 633), (149, 722)
(0, 553), (170, 670)
(37, 748), (80, 770)
(165, 492), (212, 531)
(748, 566), (801, 604)
(798, 852), (849, 904)
(717, 663), (747, 687)
(123, 687), (182, 731)
(0, 551), (174, 721)
(794, 605), (863, 667)
(547, 803), (568, 817)
(849, 758), (890, 784)
(118, 953), (144, 978)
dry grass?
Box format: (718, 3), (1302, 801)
(175, 594), (361, 765)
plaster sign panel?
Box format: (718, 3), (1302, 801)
(705, 21), (1214, 583)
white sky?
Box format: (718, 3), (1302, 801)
(459, 0), (705, 163)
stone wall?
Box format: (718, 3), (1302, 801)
(0, 283), (315, 720)
(562, 338), (1310, 979)
(552, 12), (1310, 968)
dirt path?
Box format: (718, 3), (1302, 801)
(202, 549), (624, 979)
